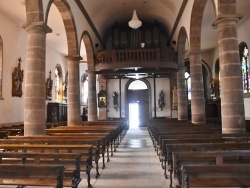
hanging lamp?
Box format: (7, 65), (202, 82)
(128, 0), (142, 29)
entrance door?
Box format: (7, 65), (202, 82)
(129, 103), (139, 129)
(127, 89), (149, 128)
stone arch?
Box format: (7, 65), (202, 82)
(25, 0), (44, 23)
(190, 0), (208, 52)
(125, 79), (152, 125)
(80, 31), (95, 70)
(0, 35), (3, 99)
(177, 26), (189, 67)
(45, 0), (78, 55)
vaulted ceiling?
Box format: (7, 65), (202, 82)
(0, 0), (250, 56)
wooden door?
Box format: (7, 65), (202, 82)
(127, 89), (149, 127)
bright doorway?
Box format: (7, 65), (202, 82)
(129, 103), (139, 129)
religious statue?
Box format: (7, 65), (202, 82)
(113, 91), (118, 111)
(12, 57), (24, 97)
(46, 71), (53, 100)
(158, 90), (165, 111)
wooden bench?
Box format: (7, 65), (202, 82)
(0, 164), (68, 188)
(164, 142), (250, 183)
(45, 132), (112, 159)
(47, 127), (118, 156)
(0, 152), (85, 187)
(5, 135), (106, 177)
(0, 130), (9, 139)
(0, 143), (93, 187)
(182, 164), (250, 188)
(173, 150), (250, 187)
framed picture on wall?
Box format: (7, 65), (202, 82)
(98, 89), (106, 108)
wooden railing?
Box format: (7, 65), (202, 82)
(95, 48), (176, 64)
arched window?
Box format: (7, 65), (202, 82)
(128, 80), (147, 90)
(185, 61), (191, 100)
(185, 60), (212, 100)
(213, 59), (220, 98)
(239, 42), (250, 93)
(0, 35), (3, 99)
(54, 64), (63, 102)
(81, 73), (88, 105)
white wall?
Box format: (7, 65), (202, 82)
(106, 77), (171, 119)
(0, 10), (27, 124)
(0, 9), (67, 124)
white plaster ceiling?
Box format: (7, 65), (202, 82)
(0, 0), (250, 56)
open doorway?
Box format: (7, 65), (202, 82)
(126, 79), (150, 128)
(129, 103), (139, 129)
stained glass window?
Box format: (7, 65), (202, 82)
(81, 73), (88, 105)
(242, 47), (249, 93)
(185, 71), (191, 100)
(54, 65), (63, 102)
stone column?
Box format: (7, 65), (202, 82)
(23, 22), (52, 135)
(214, 15), (245, 133)
(177, 66), (188, 120)
(66, 55), (82, 126)
(87, 70), (97, 121)
(189, 51), (205, 124)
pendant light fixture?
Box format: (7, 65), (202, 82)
(128, 0), (142, 29)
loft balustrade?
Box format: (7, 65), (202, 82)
(95, 48), (177, 65)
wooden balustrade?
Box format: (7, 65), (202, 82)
(95, 48), (176, 65)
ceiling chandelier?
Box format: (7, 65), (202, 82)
(128, 0), (142, 29)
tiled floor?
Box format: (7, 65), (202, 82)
(79, 127), (169, 188)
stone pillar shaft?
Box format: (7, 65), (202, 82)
(214, 15), (245, 133)
(67, 56), (82, 126)
(23, 22), (52, 135)
(189, 52), (205, 124)
(88, 71), (97, 121)
(177, 66), (188, 120)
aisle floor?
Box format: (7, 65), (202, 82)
(82, 127), (170, 188)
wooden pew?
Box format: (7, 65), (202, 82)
(164, 142), (250, 184)
(0, 130), (9, 139)
(47, 127), (118, 156)
(0, 143), (93, 187)
(0, 152), (85, 187)
(159, 134), (250, 165)
(6, 135), (106, 177)
(173, 150), (250, 187)
(0, 164), (68, 188)
(182, 164), (250, 188)
(45, 132), (112, 160)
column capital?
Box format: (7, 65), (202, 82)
(86, 70), (96, 74)
(178, 66), (186, 71)
(65, 55), (82, 62)
(188, 50), (204, 56)
(212, 14), (243, 27)
(22, 22), (52, 34)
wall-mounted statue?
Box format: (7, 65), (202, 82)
(46, 70), (53, 100)
(113, 91), (118, 111)
(158, 90), (165, 111)
(12, 57), (24, 97)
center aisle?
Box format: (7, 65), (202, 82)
(82, 127), (169, 188)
